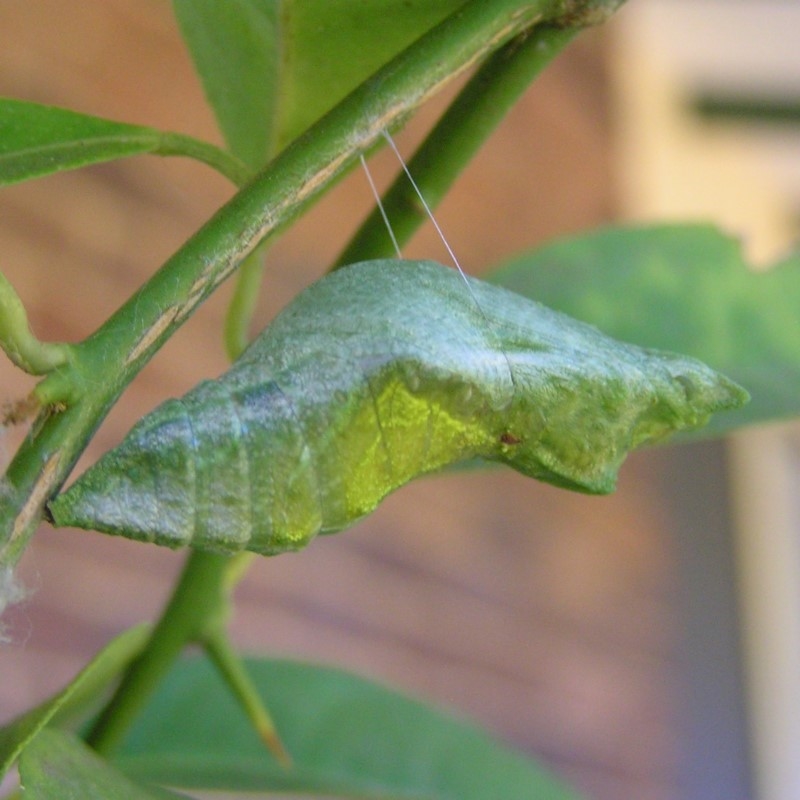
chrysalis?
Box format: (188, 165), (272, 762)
(48, 259), (747, 555)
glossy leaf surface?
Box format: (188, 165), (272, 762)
(489, 223), (799, 437)
(49, 260), (746, 555)
(172, 0), (465, 163)
(18, 729), (188, 800)
(0, 98), (163, 186)
(116, 655), (580, 798)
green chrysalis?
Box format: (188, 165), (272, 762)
(48, 260), (747, 555)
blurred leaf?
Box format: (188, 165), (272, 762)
(116, 656), (580, 798)
(0, 625), (149, 779)
(275, 0), (465, 149)
(0, 98), (163, 186)
(18, 728), (188, 800)
(172, 0), (465, 165)
(171, 0), (280, 169)
(488, 223), (798, 437)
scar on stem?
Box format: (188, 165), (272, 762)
(11, 450), (61, 545)
(125, 305), (181, 367)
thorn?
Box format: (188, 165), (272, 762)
(257, 721), (293, 769)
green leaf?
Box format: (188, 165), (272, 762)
(487, 223), (797, 437)
(0, 625), (149, 779)
(171, 0), (280, 169)
(0, 98), (162, 186)
(172, 0), (465, 165)
(48, 259), (746, 555)
(0, 98), (249, 187)
(115, 656), (580, 798)
(275, 0), (466, 150)
(18, 728), (189, 800)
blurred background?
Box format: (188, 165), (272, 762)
(1, 2), (798, 798)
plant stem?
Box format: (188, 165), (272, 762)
(203, 628), (292, 766)
(0, 271), (72, 375)
(224, 247), (267, 361)
(156, 131), (252, 186)
(86, 551), (229, 754)
(334, 23), (579, 267)
(1, 0), (566, 574)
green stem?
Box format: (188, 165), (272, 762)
(334, 23), (578, 267)
(84, 554), (266, 760)
(159, 130), (263, 361)
(0, 271), (72, 375)
(86, 551), (229, 755)
(156, 131), (252, 186)
(224, 247), (267, 361)
(203, 628), (292, 767)
(1, 0), (566, 572)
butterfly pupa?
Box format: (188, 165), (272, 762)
(48, 259), (747, 555)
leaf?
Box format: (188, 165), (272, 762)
(172, 0), (465, 165)
(115, 656), (580, 798)
(171, 0), (280, 169)
(275, 0), (466, 150)
(487, 223), (798, 437)
(0, 98), (164, 186)
(0, 625), (149, 780)
(48, 259), (746, 555)
(18, 728), (189, 800)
